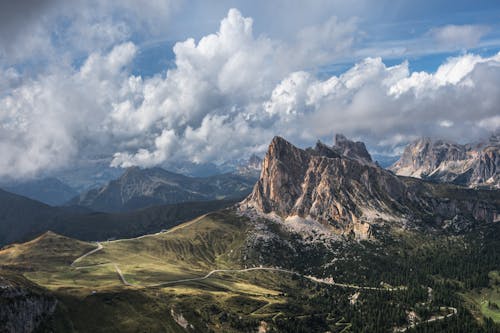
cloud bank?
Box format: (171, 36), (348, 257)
(0, 8), (499, 179)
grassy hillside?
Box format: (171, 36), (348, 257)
(1, 209), (500, 332)
(0, 211), (365, 332)
(1, 210), (251, 293)
(0, 231), (94, 269)
(464, 271), (500, 324)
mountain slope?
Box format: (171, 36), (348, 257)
(0, 188), (238, 246)
(1, 177), (78, 206)
(390, 135), (499, 188)
(2, 210), (500, 332)
(241, 136), (499, 238)
(0, 189), (64, 246)
(69, 167), (256, 212)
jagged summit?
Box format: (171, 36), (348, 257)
(236, 154), (263, 178)
(390, 136), (499, 188)
(334, 134), (373, 163)
(241, 136), (498, 239)
(242, 136), (406, 238)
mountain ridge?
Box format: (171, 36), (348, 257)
(390, 135), (499, 188)
(1, 136), (500, 333)
(68, 166), (257, 212)
(0, 187), (239, 246)
(241, 135), (499, 239)
(0, 177), (77, 206)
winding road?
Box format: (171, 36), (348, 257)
(72, 243), (407, 291)
(395, 307), (458, 332)
(71, 242), (103, 267)
(72, 242), (457, 330)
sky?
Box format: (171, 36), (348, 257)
(1, 0), (500, 180)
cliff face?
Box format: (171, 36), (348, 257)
(241, 136), (499, 239)
(241, 136), (407, 238)
(0, 274), (57, 333)
(390, 135), (499, 188)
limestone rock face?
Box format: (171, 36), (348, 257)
(241, 136), (499, 238)
(390, 135), (499, 188)
(242, 136), (406, 237)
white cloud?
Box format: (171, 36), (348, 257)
(112, 31), (500, 169)
(389, 53), (500, 97)
(439, 120), (454, 128)
(430, 24), (490, 49)
(1, 8), (500, 180)
(0, 0), (180, 64)
(477, 115), (500, 132)
(0, 43), (137, 179)
(109, 9), (358, 168)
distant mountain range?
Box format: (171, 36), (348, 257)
(390, 134), (499, 188)
(68, 166), (258, 212)
(0, 188), (238, 246)
(0, 177), (78, 206)
(236, 154), (262, 177)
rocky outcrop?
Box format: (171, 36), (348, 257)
(241, 136), (499, 239)
(390, 135), (499, 188)
(0, 274), (57, 333)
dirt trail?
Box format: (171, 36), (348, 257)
(70, 242), (103, 267)
(71, 242), (456, 330)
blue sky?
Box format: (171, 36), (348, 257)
(123, 1), (500, 77)
(0, 0), (499, 179)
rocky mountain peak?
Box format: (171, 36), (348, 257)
(310, 140), (342, 159)
(236, 154), (263, 178)
(241, 136), (405, 238)
(334, 134), (373, 163)
(241, 136), (499, 239)
(390, 136), (499, 188)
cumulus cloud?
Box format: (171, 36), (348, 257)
(1, 8), (500, 179)
(108, 9), (360, 167)
(0, 42), (137, 179)
(109, 10), (500, 168)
